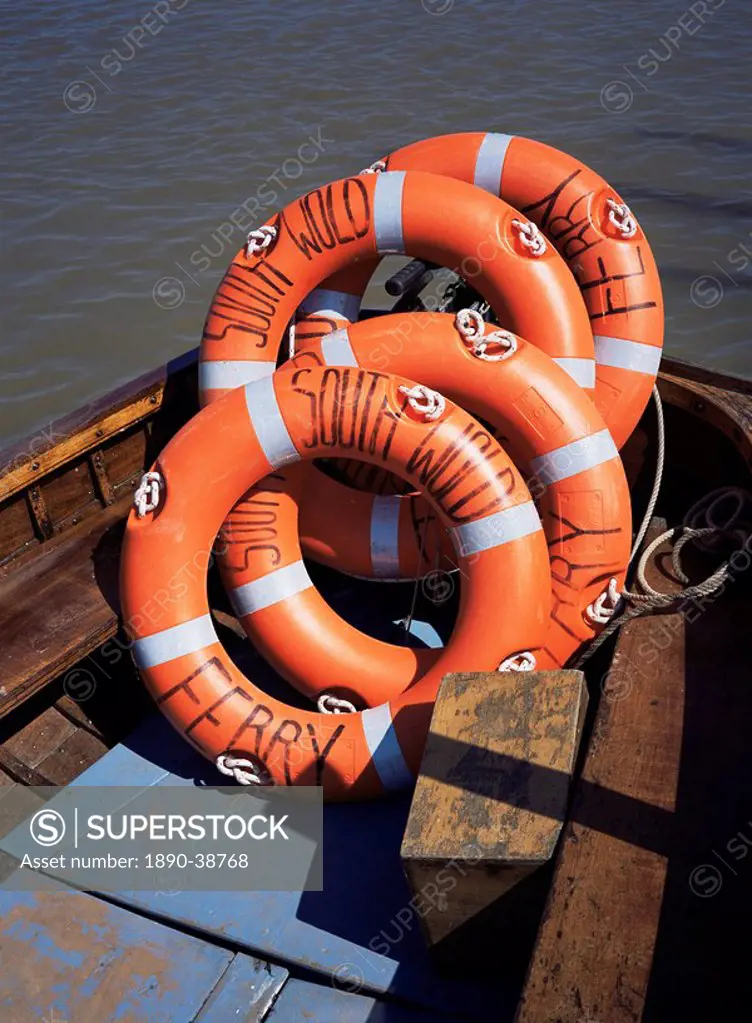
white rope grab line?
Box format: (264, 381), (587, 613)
(606, 198), (638, 239)
(360, 159), (387, 175)
(630, 386), (665, 563)
(398, 383), (446, 421)
(584, 385), (664, 624)
(287, 319), (296, 361)
(499, 652), (537, 672)
(511, 218), (547, 257)
(317, 693), (358, 714)
(134, 471), (164, 518)
(454, 308), (517, 362)
(246, 224), (277, 258)
(215, 752), (273, 786)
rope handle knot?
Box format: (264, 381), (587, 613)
(511, 218), (547, 257)
(360, 159), (387, 175)
(134, 471), (164, 518)
(216, 752), (273, 786)
(586, 577), (622, 625)
(499, 651), (537, 672)
(246, 224), (278, 258)
(398, 383), (446, 421)
(454, 308), (518, 361)
(317, 693), (358, 714)
(606, 198), (638, 239)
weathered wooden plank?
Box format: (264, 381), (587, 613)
(659, 355), (751, 397)
(89, 448), (116, 506)
(0, 746), (54, 787)
(25, 485), (54, 540)
(0, 493), (36, 566)
(2, 706), (76, 768)
(0, 881), (235, 1023)
(35, 727), (109, 786)
(402, 670), (587, 951)
(517, 617), (685, 1023)
(41, 458), (98, 532)
(516, 523), (684, 1023)
(54, 690), (107, 737)
(101, 424), (150, 494)
(0, 495), (129, 718)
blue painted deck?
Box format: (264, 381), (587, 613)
(0, 877), (242, 1022)
(0, 876), (451, 1020)
(85, 715), (508, 1017)
(0, 712), (513, 1020)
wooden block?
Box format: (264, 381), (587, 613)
(516, 612), (685, 1023)
(401, 669), (587, 951)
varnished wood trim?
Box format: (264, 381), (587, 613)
(660, 355), (751, 396)
(0, 349), (198, 502)
(658, 368), (752, 471)
(2, 389), (165, 502)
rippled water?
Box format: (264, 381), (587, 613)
(1, 0), (750, 448)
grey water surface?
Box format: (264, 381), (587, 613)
(1, 0), (750, 449)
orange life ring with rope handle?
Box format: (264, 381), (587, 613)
(284, 311), (631, 670)
(120, 366), (550, 799)
(298, 133), (664, 449)
(198, 169), (594, 405)
(217, 352), (551, 709)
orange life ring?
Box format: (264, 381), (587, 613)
(217, 354), (549, 707)
(299, 133), (664, 449)
(287, 311), (631, 669)
(199, 169), (594, 405)
(120, 366), (550, 798)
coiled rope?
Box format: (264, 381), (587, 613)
(576, 384), (752, 668)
